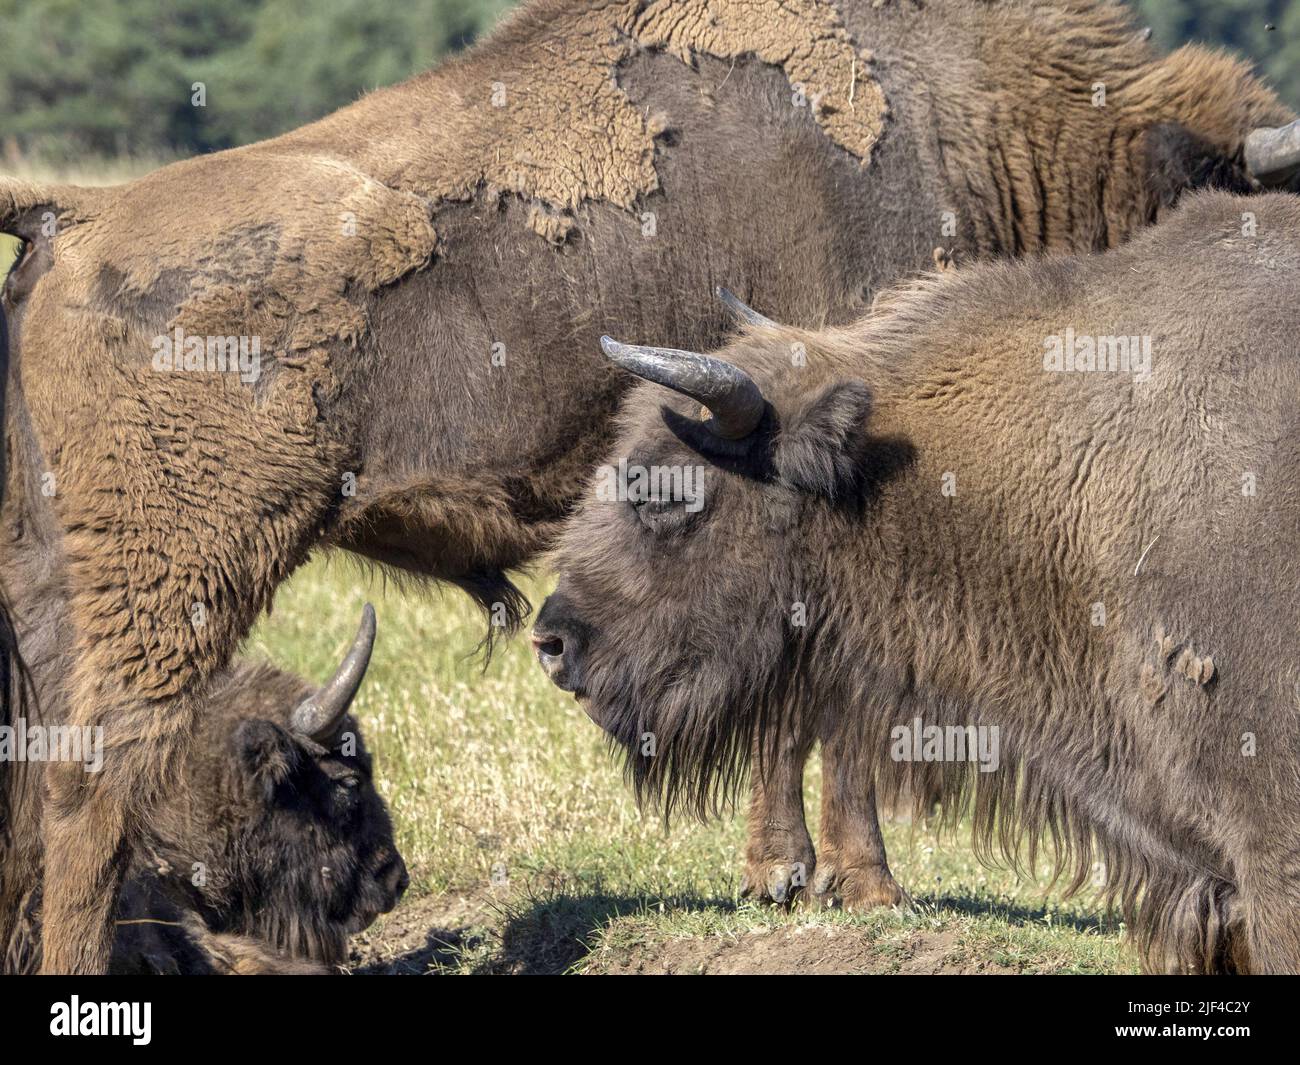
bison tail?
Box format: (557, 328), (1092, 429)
(0, 298), (41, 971)
(0, 297), (31, 809)
(0, 296), (19, 744)
(0, 176), (107, 238)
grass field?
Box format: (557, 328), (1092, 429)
(2, 155), (1131, 974)
(249, 559), (1132, 975)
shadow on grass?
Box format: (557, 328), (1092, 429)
(356, 883), (1119, 974)
(355, 887), (730, 975)
(354, 919), (486, 975)
(480, 889), (732, 975)
(922, 890), (1122, 935)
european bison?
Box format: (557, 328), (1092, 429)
(4, 0), (1300, 970)
(538, 190), (1300, 974)
(4, 606), (406, 973)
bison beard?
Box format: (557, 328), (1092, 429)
(542, 191), (1300, 974)
(5, 0), (1300, 971)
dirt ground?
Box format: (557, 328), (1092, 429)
(349, 893), (490, 975)
(584, 928), (1019, 975)
(348, 891), (1025, 975)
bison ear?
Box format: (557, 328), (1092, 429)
(772, 380), (873, 499)
(233, 720), (301, 802)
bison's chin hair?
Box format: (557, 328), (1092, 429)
(246, 908), (349, 971)
(590, 642), (805, 824)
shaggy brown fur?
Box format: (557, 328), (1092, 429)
(541, 189), (1300, 973)
(0, 0), (1294, 970)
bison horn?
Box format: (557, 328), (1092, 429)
(716, 286), (776, 328)
(1245, 119), (1300, 185)
(291, 603), (376, 744)
(600, 336), (766, 440)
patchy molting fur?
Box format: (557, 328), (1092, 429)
(0, 0), (1294, 971)
(545, 191), (1300, 973)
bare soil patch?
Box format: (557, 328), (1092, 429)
(349, 892), (493, 975)
(584, 927), (1019, 975)
(348, 892), (1025, 975)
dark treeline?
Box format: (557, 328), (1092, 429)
(0, 0), (512, 161)
(0, 0), (1294, 163)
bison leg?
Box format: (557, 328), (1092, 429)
(38, 681), (198, 967)
(39, 680), (200, 974)
(1236, 865), (1300, 974)
(812, 739), (909, 911)
(24, 337), (345, 971)
(739, 727), (816, 907)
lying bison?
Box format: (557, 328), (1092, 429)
(4, 0), (1300, 970)
(538, 189), (1300, 974)
(3, 607), (406, 974)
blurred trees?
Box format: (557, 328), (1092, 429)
(0, 0), (1297, 163)
(0, 0), (511, 161)
(1134, 0), (1300, 109)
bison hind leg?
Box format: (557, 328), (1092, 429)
(39, 684), (202, 974)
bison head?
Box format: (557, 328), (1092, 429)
(536, 292), (896, 818)
(137, 605), (408, 969)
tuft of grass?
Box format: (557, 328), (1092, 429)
(252, 558), (1132, 974)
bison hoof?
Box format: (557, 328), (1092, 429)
(811, 862), (911, 912)
(739, 858), (815, 908)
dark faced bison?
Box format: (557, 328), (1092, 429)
(539, 189), (1300, 974)
(3, 607), (406, 974)
(4, 0), (1300, 970)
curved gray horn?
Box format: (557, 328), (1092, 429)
(600, 336), (766, 440)
(716, 286), (775, 328)
(291, 603), (376, 743)
(1246, 120), (1300, 185)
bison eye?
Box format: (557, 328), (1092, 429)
(339, 776), (360, 790)
(633, 497), (693, 534)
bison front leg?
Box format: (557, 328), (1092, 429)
(39, 678), (199, 974)
(812, 738), (909, 911)
(32, 418), (340, 970)
(739, 727), (816, 907)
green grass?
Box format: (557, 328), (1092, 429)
(249, 558), (1133, 974)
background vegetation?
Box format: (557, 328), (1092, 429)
(0, 0), (1295, 166)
